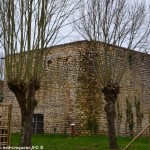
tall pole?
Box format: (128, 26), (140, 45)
(123, 124), (150, 150)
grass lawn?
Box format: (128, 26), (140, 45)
(10, 133), (149, 150)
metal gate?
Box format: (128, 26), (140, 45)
(32, 114), (44, 134)
(0, 104), (12, 147)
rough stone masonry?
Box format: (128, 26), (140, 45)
(3, 40), (150, 136)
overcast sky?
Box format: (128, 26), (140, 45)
(0, 0), (150, 53)
(57, 0), (150, 46)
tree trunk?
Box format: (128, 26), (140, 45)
(8, 79), (39, 147)
(102, 83), (119, 150)
(20, 110), (34, 146)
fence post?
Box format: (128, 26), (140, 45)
(149, 109), (150, 150)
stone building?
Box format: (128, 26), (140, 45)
(3, 40), (150, 135)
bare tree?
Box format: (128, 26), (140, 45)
(75, 0), (150, 149)
(0, 0), (80, 146)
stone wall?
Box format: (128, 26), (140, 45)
(3, 41), (150, 136)
(116, 51), (150, 135)
(0, 80), (4, 93)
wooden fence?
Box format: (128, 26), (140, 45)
(0, 104), (12, 147)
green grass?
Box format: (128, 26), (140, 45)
(10, 133), (149, 150)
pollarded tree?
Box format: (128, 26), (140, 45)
(75, 0), (150, 149)
(0, 0), (80, 147)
